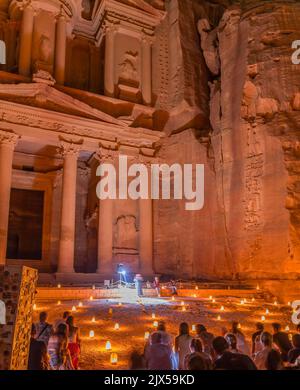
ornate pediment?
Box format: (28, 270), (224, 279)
(0, 82), (125, 126)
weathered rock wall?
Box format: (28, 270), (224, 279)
(154, 0), (300, 280)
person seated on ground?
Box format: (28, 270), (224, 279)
(170, 280), (178, 296)
(28, 324), (49, 370)
(186, 353), (213, 371)
(253, 331), (273, 370)
(47, 323), (74, 370)
(252, 322), (264, 355)
(54, 311), (70, 332)
(288, 334), (300, 364)
(129, 350), (146, 370)
(195, 324), (215, 359)
(272, 322), (292, 362)
(144, 332), (174, 370)
(184, 339), (212, 370)
(175, 322), (193, 370)
(266, 349), (283, 370)
(35, 311), (53, 346)
(213, 336), (257, 370)
(225, 333), (241, 354)
(230, 321), (251, 356)
(66, 316), (81, 370)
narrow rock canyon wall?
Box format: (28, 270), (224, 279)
(154, 0), (300, 281)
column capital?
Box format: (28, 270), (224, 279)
(58, 136), (83, 158)
(141, 32), (155, 46)
(0, 129), (20, 148)
(104, 20), (119, 35)
(96, 142), (119, 163)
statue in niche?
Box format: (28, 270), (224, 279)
(119, 51), (139, 84)
(114, 215), (138, 250)
(34, 35), (53, 74)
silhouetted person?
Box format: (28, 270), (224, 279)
(130, 350), (145, 370)
(187, 353), (213, 370)
(225, 333), (241, 354)
(288, 334), (300, 364)
(213, 336), (257, 370)
(272, 323), (292, 362)
(184, 338), (212, 369)
(252, 322), (264, 354)
(175, 322), (193, 370)
(28, 324), (49, 370)
(266, 349), (283, 370)
(230, 321), (250, 356)
(144, 332), (173, 370)
(195, 324), (214, 359)
(35, 311), (53, 346)
(254, 331), (273, 370)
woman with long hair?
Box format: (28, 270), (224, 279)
(175, 322), (193, 369)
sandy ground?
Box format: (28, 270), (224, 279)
(34, 289), (294, 370)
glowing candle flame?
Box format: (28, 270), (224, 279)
(265, 309), (269, 315)
(72, 306), (76, 312)
(212, 299), (216, 303)
(217, 315), (221, 321)
(285, 325), (290, 332)
(118, 302), (122, 306)
(195, 286), (198, 290)
(114, 323), (120, 330)
(152, 313), (156, 319)
(220, 306), (225, 311)
(144, 331), (150, 340)
(89, 296), (93, 301)
(171, 296), (175, 301)
(78, 302), (83, 307)
(209, 296), (213, 300)
(33, 304), (37, 310)
(274, 301), (278, 306)
(153, 321), (158, 328)
(91, 317), (96, 323)
(181, 301), (185, 306)
(92, 285), (95, 290)
(193, 294), (197, 298)
(240, 300), (244, 305)
(252, 297), (255, 302)
(192, 324), (196, 332)
(256, 285), (260, 290)
(182, 306), (186, 312)
(57, 284), (61, 288)
(57, 300), (61, 305)
(105, 341), (111, 350)
(109, 308), (113, 315)
(89, 330), (94, 338)
(261, 315), (266, 322)
(110, 353), (118, 365)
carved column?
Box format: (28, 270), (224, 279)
(96, 148), (115, 275)
(104, 23), (117, 98)
(141, 34), (153, 106)
(138, 156), (153, 275)
(54, 9), (67, 85)
(0, 130), (19, 265)
(57, 139), (82, 273)
(18, 1), (35, 77)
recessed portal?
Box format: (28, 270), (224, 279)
(6, 189), (44, 260)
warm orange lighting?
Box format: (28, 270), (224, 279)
(118, 302), (122, 306)
(152, 313), (156, 319)
(274, 301), (278, 306)
(171, 296), (175, 301)
(144, 331), (150, 340)
(237, 323), (241, 329)
(33, 303), (37, 310)
(240, 299), (244, 305)
(109, 308), (113, 315)
(212, 299), (216, 303)
(265, 309), (269, 315)
(288, 302), (291, 306)
(209, 295), (213, 300)
(252, 297), (255, 302)
(78, 302), (83, 307)
(217, 315), (221, 321)
(153, 321), (158, 328)
(110, 352), (118, 365)
(92, 285), (95, 290)
(220, 306), (225, 311)
(57, 284), (61, 288)
(256, 285), (260, 290)
(193, 294), (197, 298)
(285, 325), (290, 332)
(72, 306), (76, 312)
(57, 300), (61, 305)
(195, 286), (198, 290)
(91, 317), (96, 323)
(261, 315), (266, 322)
(114, 323), (120, 330)
(192, 324), (196, 332)
(89, 330), (95, 338)
(105, 341), (112, 350)
(182, 306), (186, 312)
(89, 296), (94, 301)
(181, 301), (185, 306)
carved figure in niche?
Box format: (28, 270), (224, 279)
(34, 35), (53, 74)
(114, 215), (138, 250)
(119, 51), (139, 84)
(0, 299), (6, 324)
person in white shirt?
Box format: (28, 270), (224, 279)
(254, 331), (273, 370)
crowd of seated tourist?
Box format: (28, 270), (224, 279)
(28, 310), (300, 370)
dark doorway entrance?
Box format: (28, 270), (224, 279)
(6, 188), (44, 260)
